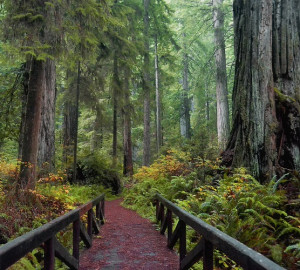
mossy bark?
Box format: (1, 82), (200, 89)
(38, 59), (56, 172)
(19, 58), (46, 189)
(225, 0), (300, 181)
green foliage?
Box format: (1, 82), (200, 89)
(123, 152), (300, 269)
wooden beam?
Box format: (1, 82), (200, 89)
(92, 211), (100, 234)
(160, 213), (168, 235)
(180, 239), (204, 270)
(73, 219), (80, 260)
(44, 237), (55, 270)
(167, 220), (184, 249)
(203, 239), (213, 270)
(155, 194), (285, 270)
(180, 221), (186, 261)
(54, 237), (79, 270)
(79, 221), (92, 248)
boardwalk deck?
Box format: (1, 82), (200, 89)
(79, 199), (179, 270)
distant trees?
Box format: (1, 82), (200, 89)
(212, 0), (230, 150)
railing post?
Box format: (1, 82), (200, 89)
(96, 203), (100, 222)
(44, 237), (55, 270)
(167, 209), (173, 246)
(102, 199), (105, 221)
(155, 200), (159, 221)
(180, 221), (186, 262)
(88, 209), (93, 239)
(203, 239), (213, 270)
(161, 204), (165, 223)
(73, 219), (80, 260)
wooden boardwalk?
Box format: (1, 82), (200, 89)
(79, 199), (179, 270)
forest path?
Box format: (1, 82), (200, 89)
(79, 199), (179, 270)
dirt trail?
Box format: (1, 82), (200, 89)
(79, 199), (179, 270)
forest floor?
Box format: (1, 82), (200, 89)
(79, 199), (179, 270)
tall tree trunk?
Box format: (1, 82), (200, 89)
(225, 0), (280, 181)
(38, 59), (56, 172)
(63, 70), (79, 182)
(180, 48), (191, 139)
(123, 67), (133, 177)
(91, 107), (103, 151)
(72, 61), (81, 183)
(212, 0), (230, 150)
(112, 52), (119, 167)
(272, 0), (300, 172)
(18, 61), (31, 159)
(19, 58), (46, 190)
(155, 35), (162, 153)
(143, 0), (151, 166)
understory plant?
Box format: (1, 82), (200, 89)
(123, 151), (300, 269)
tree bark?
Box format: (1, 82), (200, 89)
(63, 70), (78, 182)
(38, 59), (56, 172)
(272, 0), (300, 172)
(180, 47), (191, 139)
(18, 61), (31, 160)
(112, 52), (119, 167)
(212, 0), (230, 150)
(72, 61), (81, 183)
(143, 0), (151, 166)
(19, 58), (46, 190)
(225, 0), (300, 181)
(155, 35), (162, 152)
(91, 107), (103, 151)
(123, 67), (133, 177)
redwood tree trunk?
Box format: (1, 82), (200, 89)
(63, 70), (78, 182)
(123, 67), (133, 177)
(155, 35), (162, 152)
(225, 0), (300, 181)
(180, 47), (191, 139)
(38, 59), (56, 172)
(112, 52), (119, 167)
(19, 58), (46, 189)
(212, 0), (230, 150)
(272, 0), (300, 172)
(143, 0), (151, 166)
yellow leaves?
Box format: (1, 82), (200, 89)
(134, 150), (191, 182)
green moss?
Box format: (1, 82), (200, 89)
(274, 87), (296, 103)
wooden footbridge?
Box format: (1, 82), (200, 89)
(0, 193), (285, 270)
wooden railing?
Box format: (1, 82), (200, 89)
(0, 193), (105, 270)
(155, 193), (285, 270)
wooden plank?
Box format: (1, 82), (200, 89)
(80, 221), (92, 248)
(156, 194), (285, 270)
(160, 213), (168, 235)
(180, 221), (186, 261)
(203, 239), (213, 270)
(44, 237), (55, 270)
(91, 193), (105, 207)
(167, 210), (173, 246)
(79, 202), (92, 217)
(156, 203), (162, 221)
(167, 220), (184, 249)
(96, 203), (100, 222)
(87, 209), (93, 238)
(73, 219), (80, 260)
(92, 211), (101, 234)
(0, 209), (79, 270)
(180, 239), (204, 270)
(54, 237), (78, 270)
(99, 206), (105, 225)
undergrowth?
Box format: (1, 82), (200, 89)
(123, 149), (300, 269)
(0, 160), (116, 269)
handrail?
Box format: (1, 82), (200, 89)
(155, 193), (285, 270)
(0, 193), (105, 270)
